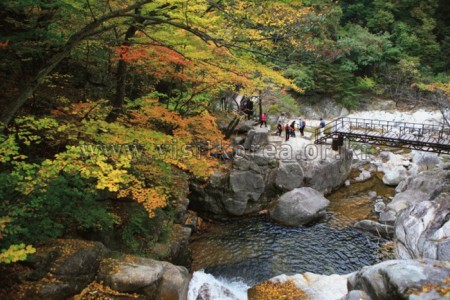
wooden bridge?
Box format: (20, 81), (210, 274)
(314, 117), (450, 154)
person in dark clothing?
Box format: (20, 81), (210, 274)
(285, 123), (290, 141)
(277, 120), (282, 136)
(290, 120), (296, 137)
(299, 118), (306, 136)
(246, 99), (254, 120)
(319, 118), (326, 136)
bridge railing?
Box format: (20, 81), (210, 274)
(315, 117), (450, 144)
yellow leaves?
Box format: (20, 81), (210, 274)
(95, 169), (129, 192)
(248, 279), (308, 300)
(0, 134), (23, 163)
(0, 243), (36, 264)
(118, 185), (168, 218)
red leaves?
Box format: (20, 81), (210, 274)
(0, 40), (10, 49)
(113, 45), (190, 67)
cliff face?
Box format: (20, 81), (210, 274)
(189, 128), (353, 219)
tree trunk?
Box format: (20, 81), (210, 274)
(108, 10), (144, 121)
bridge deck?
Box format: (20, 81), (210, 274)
(314, 117), (450, 154)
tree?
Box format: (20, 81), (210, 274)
(0, 0), (154, 128)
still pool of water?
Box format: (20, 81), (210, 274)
(189, 215), (384, 286)
(189, 177), (393, 286)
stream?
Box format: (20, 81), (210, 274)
(187, 176), (395, 299)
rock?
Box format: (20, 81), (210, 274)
(237, 120), (258, 134)
(233, 156), (251, 171)
(99, 257), (164, 292)
(269, 187), (330, 226)
(249, 272), (349, 300)
(379, 210), (396, 225)
(354, 170), (371, 183)
(412, 151), (441, 171)
(373, 201), (386, 213)
(301, 148), (353, 194)
(341, 290), (372, 300)
(226, 170), (265, 215)
(386, 168), (449, 217)
(274, 161), (304, 191)
(378, 152), (408, 186)
(151, 224), (191, 262)
(368, 191), (377, 199)
(155, 263), (190, 300)
(386, 190), (429, 215)
(394, 195), (450, 261)
(232, 136), (245, 145)
(347, 259), (450, 300)
(345, 180), (350, 187)
(6, 239), (108, 300)
(297, 96), (348, 119)
(243, 129), (268, 151)
(382, 168), (407, 186)
(354, 220), (394, 239)
(98, 256), (189, 299)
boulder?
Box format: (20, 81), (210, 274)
(4, 239), (108, 300)
(274, 160), (304, 191)
(385, 168), (449, 218)
(243, 129), (269, 151)
(347, 259), (450, 300)
(353, 170), (371, 183)
(224, 170), (265, 215)
(378, 152), (408, 186)
(237, 120), (258, 134)
(232, 136), (245, 145)
(269, 187), (330, 226)
(151, 224), (191, 262)
(301, 148), (353, 195)
(354, 220), (394, 239)
(341, 290), (372, 300)
(98, 255), (189, 299)
(394, 194), (450, 261)
(412, 151), (441, 171)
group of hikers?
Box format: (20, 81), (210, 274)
(260, 112), (326, 141)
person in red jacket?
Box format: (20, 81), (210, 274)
(260, 112), (267, 128)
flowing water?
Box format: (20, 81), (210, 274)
(188, 176), (395, 299)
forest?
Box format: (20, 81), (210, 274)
(0, 0), (449, 263)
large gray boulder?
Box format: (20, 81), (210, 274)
(98, 255), (189, 299)
(395, 194), (450, 261)
(225, 169), (265, 215)
(275, 160), (304, 191)
(347, 259), (450, 300)
(269, 187), (330, 226)
(243, 128), (269, 151)
(384, 168), (449, 219)
(301, 148), (353, 194)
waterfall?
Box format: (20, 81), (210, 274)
(188, 270), (250, 300)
